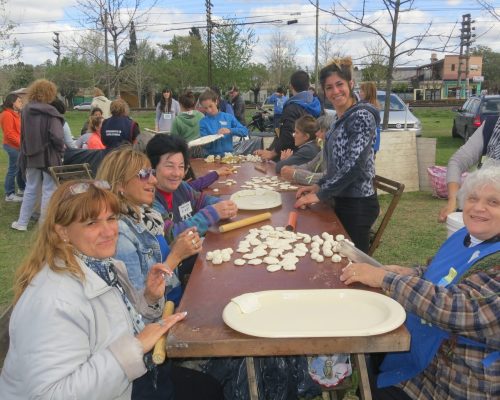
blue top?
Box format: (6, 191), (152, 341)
(267, 93), (288, 115)
(199, 112), (248, 155)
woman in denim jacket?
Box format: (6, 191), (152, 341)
(97, 146), (201, 305)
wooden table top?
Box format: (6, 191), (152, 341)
(166, 160), (410, 357)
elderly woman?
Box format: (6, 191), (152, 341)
(12, 79), (65, 230)
(0, 180), (223, 399)
(96, 146), (201, 305)
(340, 163), (500, 400)
(101, 99), (140, 149)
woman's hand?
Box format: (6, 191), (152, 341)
(340, 263), (386, 288)
(295, 184), (319, 199)
(438, 201), (456, 223)
(280, 166), (295, 181)
(280, 149), (293, 161)
(216, 166), (234, 177)
(213, 200), (238, 219)
(144, 263), (170, 303)
(170, 228), (202, 263)
(253, 149), (276, 161)
(136, 312), (187, 353)
(294, 193), (319, 209)
(383, 264), (416, 275)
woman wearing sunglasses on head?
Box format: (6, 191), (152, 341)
(0, 180), (223, 399)
(96, 146), (202, 305)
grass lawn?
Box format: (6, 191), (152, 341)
(0, 107), (462, 313)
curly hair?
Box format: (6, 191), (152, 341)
(110, 98), (130, 116)
(27, 79), (58, 104)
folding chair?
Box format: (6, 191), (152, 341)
(368, 175), (405, 256)
(49, 163), (93, 186)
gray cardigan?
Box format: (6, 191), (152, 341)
(275, 140), (321, 173)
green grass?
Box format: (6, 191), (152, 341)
(0, 108), (461, 313)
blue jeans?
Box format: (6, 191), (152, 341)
(3, 144), (25, 195)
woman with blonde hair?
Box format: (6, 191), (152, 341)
(11, 79), (65, 230)
(0, 180), (223, 399)
(359, 81), (381, 152)
(96, 146), (202, 304)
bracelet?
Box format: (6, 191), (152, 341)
(292, 170), (296, 180)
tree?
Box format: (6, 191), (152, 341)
(74, 0), (158, 95)
(211, 19), (257, 89)
(361, 41), (389, 84)
(0, 0), (21, 63)
(313, 0), (456, 128)
(472, 45), (500, 93)
(318, 26), (345, 66)
(8, 63), (35, 91)
(247, 63), (269, 103)
(266, 31), (298, 87)
(158, 33), (207, 91)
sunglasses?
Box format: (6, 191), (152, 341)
(68, 180), (111, 195)
(137, 168), (156, 181)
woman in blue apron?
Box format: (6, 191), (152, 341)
(340, 162), (500, 400)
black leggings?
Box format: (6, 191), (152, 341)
(366, 354), (413, 400)
(132, 363), (224, 400)
(333, 195), (380, 253)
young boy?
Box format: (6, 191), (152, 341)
(198, 89), (248, 156)
(275, 114), (320, 173)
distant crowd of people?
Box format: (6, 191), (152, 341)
(0, 59), (499, 400)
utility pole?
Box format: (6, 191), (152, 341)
(206, 0), (213, 86)
(314, 0), (319, 89)
(103, 10), (111, 97)
(457, 13), (475, 99)
(52, 32), (61, 65)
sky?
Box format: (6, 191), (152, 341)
(4, 0), (500, 70)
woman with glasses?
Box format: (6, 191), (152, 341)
(0, 180), (223, 399)
(96, 146), (201, 305)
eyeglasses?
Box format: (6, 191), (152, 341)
(137, 168), (156, 181)
(68, 180), (111, 195)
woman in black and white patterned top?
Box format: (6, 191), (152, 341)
(295, 57), (381, 252)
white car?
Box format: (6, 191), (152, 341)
(324, 91), (422, 136)
(73, 102), (92, 111)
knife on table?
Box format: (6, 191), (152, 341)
(339, 240), (384, 268)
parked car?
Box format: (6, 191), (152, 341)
(73, 102), (92, 111)
(323, 91), (422, 136)
(452, 95), (500, 141)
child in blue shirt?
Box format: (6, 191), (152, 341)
(199, 89), (248, 155)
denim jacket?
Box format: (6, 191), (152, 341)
(115, 215), (165, 291)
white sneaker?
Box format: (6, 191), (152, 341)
(17, 189), (24, 196)
(5, 193), (23, 202)
(11, 221), (28, 231)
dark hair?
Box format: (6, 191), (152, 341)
(1, 93), (19, 110)
(295, 115), (319, 141)
(319, 57), (355, 99)
(146, 134), (189, 170)
(51, 98), (66, 114)
(290, 70), (310, 92)
(179, 91), (196, 109)
(90, 107), (103, 116)
(276, 86), (285, 94)
(160, 87), (173, 113)
(210, 86), (222, 97)
(198, 89), (218, 104)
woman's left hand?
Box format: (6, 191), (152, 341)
(144, 263), (171, 303)
(171, 228), (202, 261)
(340, 262), (386, 288)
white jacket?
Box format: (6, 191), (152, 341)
(0, 258), (163, 399)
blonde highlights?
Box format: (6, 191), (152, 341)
(13, 181), (120, 304)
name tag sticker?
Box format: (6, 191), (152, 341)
(163, 113), (173, 120)
(179, 201), (193, 220)
(220, 121), (228, 126)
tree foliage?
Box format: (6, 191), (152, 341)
(211, 19), (256, 89)
(266, 31), (298, 87)
(0, 0), (21, 63)
(472, 45), (500, 93)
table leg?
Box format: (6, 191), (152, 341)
(354, 353), (372, 400)
(245, 356), (259, 400)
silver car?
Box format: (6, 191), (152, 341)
(323, 91), (422, 136)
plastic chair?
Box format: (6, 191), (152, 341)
(49, 163), (93, 185)
(368, 175), (405, 256)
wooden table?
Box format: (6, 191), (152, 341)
(167, 159), (410, 399)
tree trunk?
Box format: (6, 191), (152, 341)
(383, 0), (400, 130)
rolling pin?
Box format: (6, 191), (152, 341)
(219, 212), (272, 233)
(152, 300), (175, 365)
(285, 211), (298, 231)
